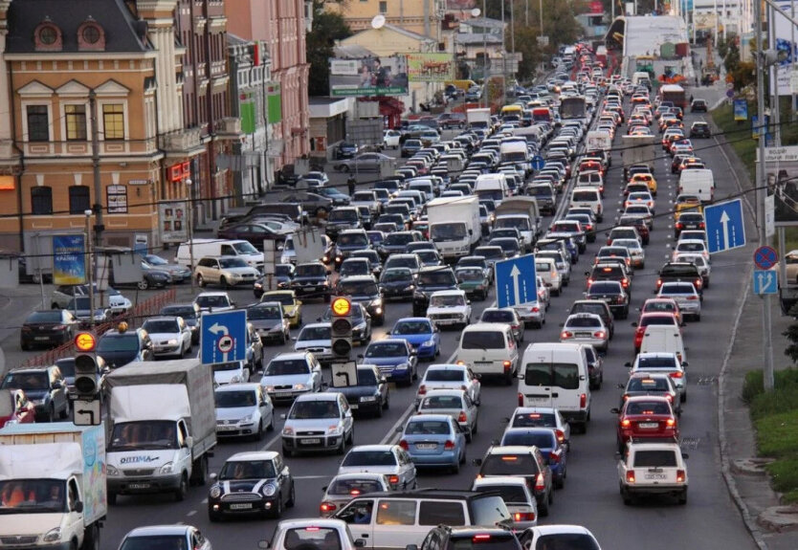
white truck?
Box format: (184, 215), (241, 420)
(494, 197), (542, 252)
(427, 196), (481, 261)
(677, 169), (714, 202)
(466, 108), (492, 130)
(0, 423), (107, 550)
(104, 358), (216, 503)
(621, 135), (657, 177)
(586, 130), (612, 154)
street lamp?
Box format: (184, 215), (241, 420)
(84, 209), (95, 328)
(186, 178), (195, 292)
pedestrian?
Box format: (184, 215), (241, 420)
(347, 175), (356, 196)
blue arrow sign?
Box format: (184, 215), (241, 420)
(495, 254), (537, 308)
(201, 310), (247, 365)
(705, 199), (746, 254)
(753, 270), (778, 295)
(531, 155), (545, 171)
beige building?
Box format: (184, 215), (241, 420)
(325, 0), (444, 43)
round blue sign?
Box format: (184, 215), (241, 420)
(754, 246), (778, 270)
(531, 156), (545, 170)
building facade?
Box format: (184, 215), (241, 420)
(325, 0), (444, 43)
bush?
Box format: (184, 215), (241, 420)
(766, 458), (798, 493)
(742, 368), (798, 418)
(742, 369), (764, 404)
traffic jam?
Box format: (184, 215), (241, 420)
(0, 43), (721, 550)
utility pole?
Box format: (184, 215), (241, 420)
(539, 0), (543, 35)
(85, 211), (95, 329)
(482, 0), (488, 108)
(501, 0), (507, 100)
(89, 91), (103, 249)
(755, 0), (775, 391)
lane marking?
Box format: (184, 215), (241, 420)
(187, 510), (197, 517)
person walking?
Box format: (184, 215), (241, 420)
(347, 175), (356, 196)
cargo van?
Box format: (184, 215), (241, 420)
(456, 323), (519, 384)
(407, 180), (435, 202)
(517, 343), (591, 433)
(474, 174), (510, 205)
(678, 169), (714, 202)
(639, 325), (687, 365)
(176, 239), (263, 270)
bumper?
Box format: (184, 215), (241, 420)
(22, 333), (68, 346)
(257, 331), (286, 344)
(349, 399), (382, 413)
(415, 345), (437, 359)
(378, 367), (412, 383)
(283, 434), (344, 452)
(624, 483), (687, 495)
(209, 496), (277, 515)
(292, 286), (329, 298)
(408, 451), (459, 467)
(108, 473), (182, 494)
(429, 316), (468, 328)
(267, 389), (312, 404)
(216, 422), (259, 437)
(383, 289), (414, 301)
(561, 410), (589, 424)
(153, 346), (183, 357)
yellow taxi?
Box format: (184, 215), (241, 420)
(673, 195), (703, 220)
(260, 290), (303, 328)
(629, 173), (658, 196)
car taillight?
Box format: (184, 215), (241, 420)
(670, 371), (684, 379)
(594, 331), (606, 338)
(580, 393), (587, 408)
(532, 306), (540, 312)
(549, 449), (561, 463)
(388, 475), (400, 485)
(622, 279), (629, 287)
(676, 469), (686, 483)
(503, 360), (512, 371)
(534, 473), (545, 491)
(621, 418), (631, 427)
(561, 331), (573, 339)
(686, 295), (698, 300)
(656, 279), (663, 288)
(665, 394), (673, 402)
(607, 239), (612, 245)
(518, 393), (524, 406)
(458, 411), (468, 422)
(626, 470), (636, 483)
(666, 418), (676, 427)
(695, 279), (703, 288)
(699, 222), (705, 228)
(320, 502), (337, 513)
(444, 440), (456, 450)
(399, 440), (409, 450)
(623, 394), (630, 401)
(514, 512), (536, 522)
(555, 429), (565, 442)
(418, 385), (426, 395)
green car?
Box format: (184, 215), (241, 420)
(456, 267), (490, 301)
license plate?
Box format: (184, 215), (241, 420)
(301, 438), (321, 445)
(128, 483), (150, 489)
(575, 332), (592, 338)
(639, 422), (659, 429)
(645, 473), (667, 480)
(34, 336), (49, 341)
(416, 443), (437, 450)
(229, 503), (253, 510)
(217, 425), (237, 431)
(350, 404), (359, 410)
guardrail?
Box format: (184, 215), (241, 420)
(17, 288), (177, 369)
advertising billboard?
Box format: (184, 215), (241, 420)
(52, 234), (87, 285)
(445, 0), (476, 8)
(329, 56), (409, 97)
(764, 146), (798, 226)
(771, 0), (797, 96)
(407, 53), (455, 82)
(159, 201), (189, 243)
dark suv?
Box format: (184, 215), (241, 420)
(412, 267), (459, 316)
(656, 262), (704, 295)
(584, 280), (629, 319)
(0, 366), (70, 421)
(290, 262), (332, 302)
(586, 263), (631, 293)
(416, 527), (522, 550)
(475, 446), (554, 517)
(336, 275), (386, 326)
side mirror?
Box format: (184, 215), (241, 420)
(614, 452), (622, 460)
(395, 426), (404, 433)
(210, 472), (218, 480)
(74, 501), (84, 513)
(682, 453), (690, 459)
(610, 408), (620, 414)
(472, 458), (483, 466)
(184, 436), (194, 448)
(258, 541), (270, 550)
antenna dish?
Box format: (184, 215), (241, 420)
(371, 14), (386, 29)
(471, 8), (481, 17)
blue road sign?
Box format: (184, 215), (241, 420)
(201, 310), (247, 365)
(754, 270), (778, 295)
(531, 156), (545, 171)
(754, 246), (778, 270)
(705, 199), (746, 254)
(496, 254), (537, 309)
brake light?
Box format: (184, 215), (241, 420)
(676, 469), (686, 483)
(388, 475), (400, 485)
(458, 411), (468, 422)
(320, 502), (337, 512)
(580, 393), (587, 408)
(549, 449), (561, 463)
(561, 331), (573, 339)
(534, 473), (545, 491)
(623, 394), (630, 401)
(399, 440), (409, 450)
(532, 306), (540, 312)
(621, 419), (631, 427)
(418, 385), (427, 396)
(666, 418), (676, 427)
(555, 428), (565, 442)
(587, 278), (594, 286)
(695, 279), (703, 288)
(656, 279), (663, 288)
(473, 535), (491, 541)
(622, 278), (629, 287)
(305, 527), (321, 532)
(699, 222), (705, 229)
(665, 394), (673, 402)
(350, 489), (361, 496)
(443, 440), (456, 450)
(626, 470), (636, 483)
(513, 512), (536, 522)
(594, 331), (606, 338)
(670, 371), (684, 379)
(518, 393), (524, 406)
(503, 360), (512, 371)
(686, 295), (698, 300)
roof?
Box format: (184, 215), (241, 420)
(215, 382), (261, 392)
(227, 451), (279, 462)
(124, 526), (193, 537)
(472, 476), (531, 487)
(381, 23), (436, 43)
(486, 445), (537, 454)
(461, 17), (506, 30)
(531, 525), (595, 536)
(455, 33), (503, 46)
(407, 413), (454, 422)
(6, 0), (150, 54)
(334, 43), (376, 59)
(295, 392), (340, 402)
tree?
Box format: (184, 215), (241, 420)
(512, 25), (542, 81)
(306, 0), (352, 97)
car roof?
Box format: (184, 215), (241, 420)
(531, 525), (594, 536)
(215, 382), (259, 392)
(423, 389), (467, 397)
(227, 451), (280, 462)
(124, 525), (193, 537)
(395, 317), (433, 324)
(295, 392), (341, 402)
(472, 476), (530, 487)
(407, 414), (453, 423)
(347, 444), (397, 453)
(429, 290), (465, 297)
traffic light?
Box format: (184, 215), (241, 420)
(73, 332), (101, 400)
(330, 296), (353, 360)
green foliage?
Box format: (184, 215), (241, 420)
(306, 0), (352, 97)
(742, 369), (764, 404)
(741, 368), (798, 419)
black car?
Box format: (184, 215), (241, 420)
(412, 267), (458, 316)
(290, 262), (332, 302)
(418, 527), (522, 550)
(674, 212), (705, 237)
(20, 310), (79, 350)
(586, 263), (632, 294)
(379, 231), (423, 259)
(325, 207), (362, 240)
(328, 365), (389, 416)
(656, 262), (704, 295)
(320, 302), (373, 345)
(584, 281), (629, 319)
(0, 366), (70, 421)
(159, 303), (202, 344)
(334, 230), (372, 269)
(379, 267), (417, 302)
(335, 142), (359, 160)
(96, 326), (154, 368)
(336, 276), (386, 326)
(690, 98), (708, 112)
(208, 452), (295, 520)
(254, 264), (296, 298)
(689, 121), (711, 138)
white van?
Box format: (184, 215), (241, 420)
(474, 173), (510, 205)
(517, 343), (591, 433)
(407, 180), (435, 202)
(639, 325), (687, 365)
(632, 71), (651, 89)
(456, 323), (519, 384)
(176, 238), (263, 270)
(678, 169), (714, 202)
(570, 188), (603, 222)
(534, 257), (562, 296)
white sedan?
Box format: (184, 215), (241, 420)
(426, 290), (472, 329)
(214, 383), (275, 439)
(141, 316), (192, 358)
(383, 129), (401, 149)
(337, 444), (417, 490)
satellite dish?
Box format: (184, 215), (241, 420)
(372, 14), (386, 29)
(471, 8), (481, 17)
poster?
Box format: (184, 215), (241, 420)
(769, 0), (798, 95)
(733, 99), (748, 121)
(52, 234), (87, 285)
(764, 146), (798, 226)
(407, 53), (455, 82)
(159, 201), (189, 243)
(106, 185), (128, 214)
(329, 56), (409, 97)
(445, 0), (476, 8)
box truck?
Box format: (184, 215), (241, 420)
(621, 135), (657, 177)
(427, 196), (481, 261)
(466, 108), (492, 130)
(494, 197), (542, 251)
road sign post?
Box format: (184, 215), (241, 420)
(705, 199), (746, 254)
(495, 254), (537, 309)
(531, 156), (545, 171)
(754, 270), (778, 295)
(200, 310), (247, 365)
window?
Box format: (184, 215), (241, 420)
(523, 362), (580, 389)
(379, 1), (387, 12)
(65, 105), (87, 141)
(102, 104), (124, 140)
(375, 499), (416, 525)
(68, 186), (90, 214)
(27, 105), (50, 142)
(418, 501), (465, 526)
(31, 186), (52, 215)
(39, 26), (57, 44)
(82, 25), (100, 44)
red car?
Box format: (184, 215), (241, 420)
(633, 312), (681, 352)
(0, 389), (36, 428)
(612, 396), (679, 452)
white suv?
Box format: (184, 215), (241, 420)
(617, 439), (689, 505)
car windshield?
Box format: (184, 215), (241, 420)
(502, 431), (555, 448)
(342, 450), (396, 467)
(393, 321), (431, 335)
(142, 320), (179, 333)
(430, 223), (467, 241)
(329, 210), (358, 223)
(425, 369), (464, 382)
(405, 420), (451, 435)
(2, 372), (49, 391)
(195, 295), (230, 308)
(265, 359), (310, 376)
(565, 317), (600, 328)
(533, 534), (600, 550)
(247, 306), (282, 320)
(419, 271), (456, 286)
(430, 294), (465, 308)
(109, 420), (178, 451)
(25, 311), (62, 323)
(357, 369), (378, 386)
(385, 233), (415, 246)
(338, 281), (379, 296)
(637, 356), (678, 369)
(161, 306), (197, 319)
(475, 248), (503, 260)
(456, 268), (484, 282)
(338, 234), (369, 247)
(215, 389), (257, 408)
(220, 257), (249, 269)
(289, 400), (340, 419)
(421, 395), (464, 409)
(0, 479), (69, 514)
(341, 262), (369, 276)
(275, 265), (293, 278)
(233, 242), (259, 254)
(97, 334), (140, 352)
(365, 343), (407, 358)
(473, 485), (529, 504)
(213, 361), (243, 372)
(264, 294), (295, 306)
(626, 401), (671, 415)
(296, 264), (326, 277)
(328, 478), (384, 495)
(634, 450), (678, 467)
(628, 378), (669, 392)
(218, 460), (276, 480)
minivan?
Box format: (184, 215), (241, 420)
(456, 323), (519, 385)
(570, 188), (603, 222)
(678, 169), (714, 202)
(639, 325), (687, 365)
(517, 343), (591, 433)
(176, 239), (263, 271)
(333, 490), (511, 550)
(474, 174), (510, 205)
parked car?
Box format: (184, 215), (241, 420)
(20, 309), (79, 350)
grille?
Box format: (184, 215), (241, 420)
(298, 431), (324, 436)
(1, 537), (38, 545)
(124, 469), (155, 476)
(222, 492), (261, 502)
(430, 314), (460, 320)
(275, 385), (292, 390)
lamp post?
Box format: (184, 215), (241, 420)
(186, 178), (195, 292)
(85, 210), (95, 328)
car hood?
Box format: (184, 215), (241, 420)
(214, 370), (247, 385)
(336, 386), (378, 398)
(261, 374), (312, 386)
(285, 418), (343, 430)
(427, 306), (468, 316)
(381, 280), (414, 289)
(147, 331), (181, 342)
(216, 405), (258, 421)
(363, 356), (408, 366)
(215, 478), (277, 494)
(250, 320), (284, 331)
(98, 350), (139, 368)
(0, 514), (63, 536)
(295, 340), (331, 350)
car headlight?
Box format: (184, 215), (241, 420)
(209, 485), (222, 499)
(107, 465), (120, 476)
(397, 362), (409, 371)
(422, 339), (436, 347)
(241, 415), (252, 422)
(264, 385), (275, 392)
(167, 339), (178, 345)
(360, 395), (378, 402)
(230, 375), (241, 384)
(160, 462), (174, 474)
(262, 483), (278, 497)
(283, 426), (294, 436)
(403, 285), (415, 291)
(43, 528), (61, 543)
(293, 383), (308, 391)
(327, 425), (343, 435)
(254, 281), (263, 290)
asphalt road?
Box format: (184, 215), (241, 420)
(1, 109), (759, 549)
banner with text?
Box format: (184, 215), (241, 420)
(329, 56), (409, 97)
(52, 234), (87, 285)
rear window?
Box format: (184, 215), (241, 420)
(533, 534), (599, 550)
(633, 450), (679, 467)
(426, 369), (465, 382)
(572, 190), (598, 201)
(421, 395), (464, 410)
(473, 485), (528, 504)
(282, 528), (342, 550)
(461, 331), (506, 350)
(342, 451), (397, 467)
(328, 479), (384, 496)
(469, 495), (512, 526)
(481, 454), (540, 476)
(523, 363), (580, 390)
(511, 413), (556, 428)
(501, 431), (555, 448)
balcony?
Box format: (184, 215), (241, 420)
(160, 128), (205, 156)
(214, 118), (244, 140)
(20, 138), (158, 159)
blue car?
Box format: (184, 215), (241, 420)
(388, 317), (440, 360)
(500, 427), (568, 488)
(400, 414), (466, 473)
(362, 339), (418, 386)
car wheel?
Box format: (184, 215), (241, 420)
(465, 427), (473, 443)
(682, 391), (687, 403)
(220, 276), (228, 289)
(451, 456), (460, 475)
(348, 426), (355, 445)
(137, 279), (150, 290)
(107, 492), (117, 505)
(383, 392), (390, 410)
(271, 492), (284, 518)
(555, 475), (564, 489)
(538, 496), (550, 517)
(197, 274), (205, 287)
(678, 490), (688, 505)
(175, 474), (188, 501)
(286, 483), (296, 508)
(336, 438), (346, 455)
(268, 413), (276, 431)
(621, 488), (633, 505)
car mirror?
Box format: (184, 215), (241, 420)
(624, 362), (632, 367)
(74, 500), (84, 513)
(184, 436), (193, 449)
(395, 426), (404, 433)
(610, 408), (620, 414)
(682, 361), (688, 367)
(280, 413), (287, 420)
(682, 452), (690, 460)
